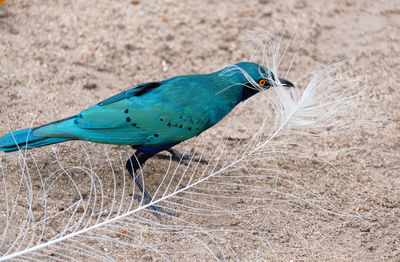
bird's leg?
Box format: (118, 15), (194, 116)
(126, 150), (174, 218)
(157, 148), (208, 166)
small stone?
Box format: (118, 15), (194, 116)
(125, 43), (135, 50)
(0, 5), (8, 18)
(9, 27), (19, 35)
(83, 82), (98, 89)
(166, 34), (174, 41)
(162, 60), (168, 72)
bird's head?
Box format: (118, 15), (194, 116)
(218, 62), (295, 100)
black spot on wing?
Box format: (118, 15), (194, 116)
(132, 82), (162, 96)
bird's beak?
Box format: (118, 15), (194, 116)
(278, 77), (295, 87)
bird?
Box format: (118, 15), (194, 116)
(0, 62), (294, 217)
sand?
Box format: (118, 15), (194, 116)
(0, 0), (399, 261)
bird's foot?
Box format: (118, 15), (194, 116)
(126, 153), (175, 219)
(132, 193), (175, 219)
(157, 148), (208, 166)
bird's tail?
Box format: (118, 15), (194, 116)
(0, 127), (71, 153)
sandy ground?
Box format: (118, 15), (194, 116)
(0, 0), (399, 261)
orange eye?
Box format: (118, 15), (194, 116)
(259, 79), (266, 86)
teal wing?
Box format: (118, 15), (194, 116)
(34, 78), (221, 146)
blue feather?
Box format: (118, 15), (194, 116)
(0, 128), (70, 152)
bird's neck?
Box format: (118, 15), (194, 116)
(241, 86), (258, 101)
(210, 71), (257, 103)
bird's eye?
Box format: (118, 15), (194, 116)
(259, 79), (266, 86)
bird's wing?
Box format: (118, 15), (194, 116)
(73, 82), (165, 129)
(37, 79), (216, 145)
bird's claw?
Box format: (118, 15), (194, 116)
(132, 193), (175, 219)
(157, 148), (208, 166)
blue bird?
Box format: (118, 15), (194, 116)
(0, 62), (293, 217)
